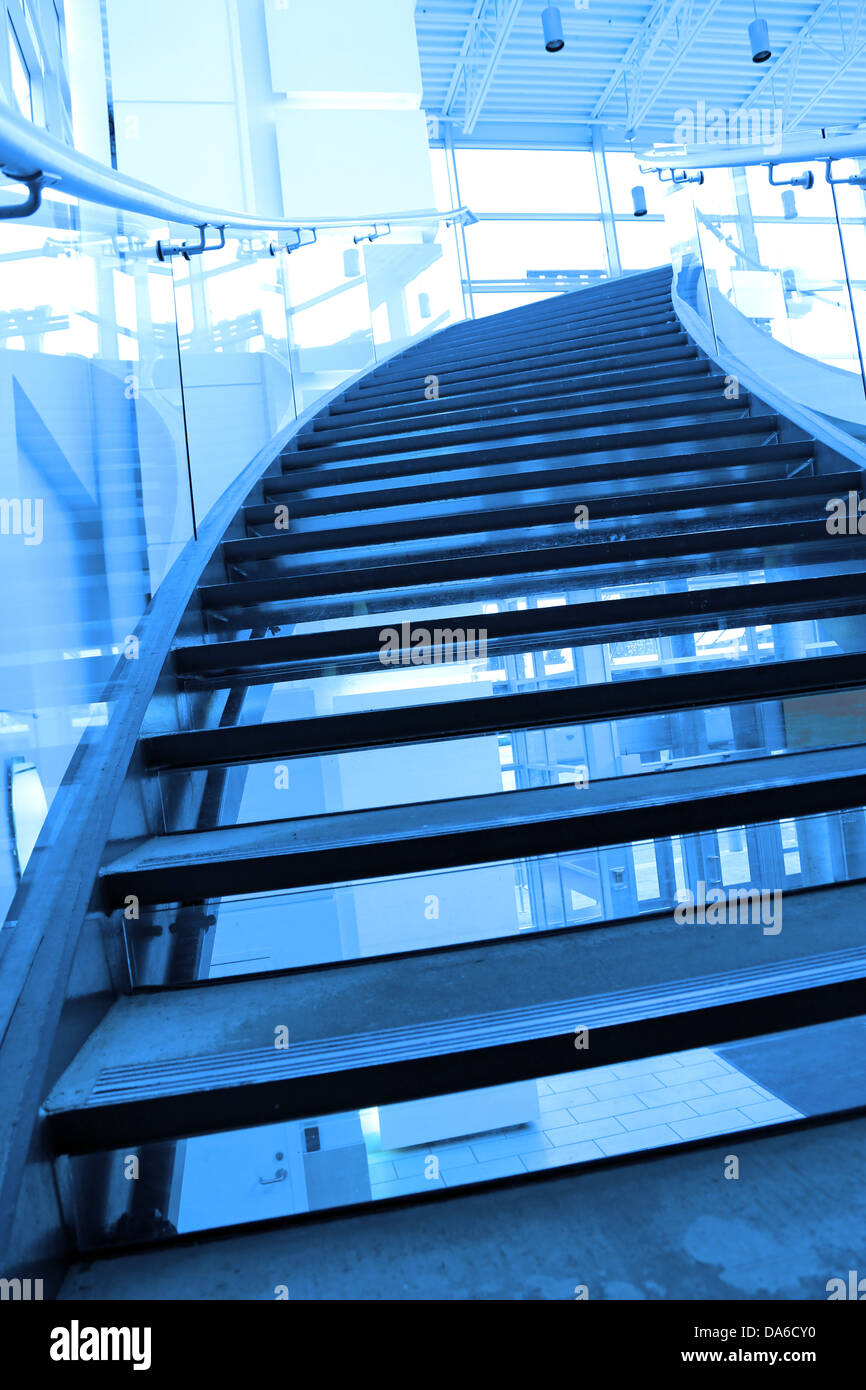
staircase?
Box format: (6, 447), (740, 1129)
(35, 265), (866, 1287)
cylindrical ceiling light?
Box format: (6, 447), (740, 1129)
(632, 185), (648, 217)
(749, 14), (771, 62)
(542, 5), (564, 51)
(781, 189), (798, 220)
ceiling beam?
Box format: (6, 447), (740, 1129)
(441, 0), (487, 117)
(464, 0), (523, 134)
(440, 0), (524, 135)
(735, 0), (866, 132)
(788, 0), (866, 129)
(626, 0), (726, 133)
(788, 23), (866, 126)
(591, 0), (689, 120)
(736, 0), (842, 114)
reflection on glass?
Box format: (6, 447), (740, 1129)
(0, 192), (193, 925)
(831, 164), (866, 401)
(171, 232), (296, 523)
(126, 801), (866, 985)
(0, 194), (470, 931)
(282, 229), (375, 415)
(605, 152), (671, 218)
(8, 20), (33, 121)
(62, 1019), (860, 1250)
(666, 163), (866, 432)
(363, 220), (465, 356)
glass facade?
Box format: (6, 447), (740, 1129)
(431, 146), (670, 308)
(1, 0), (69, 136)
(431, 141), (866, 363)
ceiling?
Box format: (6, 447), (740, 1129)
(414, 0), (866, 150)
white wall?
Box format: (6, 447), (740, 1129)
(104, 0), (250, 209)
(266, 0), (434, 218)
(71, 0), (436, 221)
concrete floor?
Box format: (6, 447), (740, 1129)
(61, 1113), (866, 1300)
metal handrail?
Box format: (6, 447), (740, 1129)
(0, 104), (473, 232)
(639, 128), (866, 173)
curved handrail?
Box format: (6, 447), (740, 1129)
(696, 211), (847, 304)
(670, 267), (866, 469)
(0, 104), (473, 232)
(639, 128), (866, 173)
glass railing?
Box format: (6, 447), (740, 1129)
(0, 141), (468, 928)
(656, 152), (866, 441)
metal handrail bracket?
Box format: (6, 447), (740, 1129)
(156, 223), (227, 262)
(0, 168), (57, 220)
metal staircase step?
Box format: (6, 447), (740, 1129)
(45, 879), (866, 1153)
(176, 569), (866, 683)
(100, 745), (866, 906)
(145, 651), (866, 770)
(236, 467), (845, 558)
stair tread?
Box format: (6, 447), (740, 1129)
(236, 468), (841, 558)
(261, 439), (812, 510)
(150, 650), (866, 768)
(318, 371), (716, 434)
(100, 745), (866, 906)
(294, 394), (747, 464)
(329, 358), (707, 417)
(44, 873), (866, 1150)
(278, 412), (770, 480)
(176, 570), (866, 676)
(342, 343), (697, 405)
(214, 516), (839, 605)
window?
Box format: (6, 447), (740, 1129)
(605, 151), (670, 217)
(455, 149), (600, 215)
(431, 144), (677, 310)
(8, 18), (32, 119)
(463, 219), (606, 281)
(4, 1), (69, 134)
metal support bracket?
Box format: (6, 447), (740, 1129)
(824, 157), (866, 188)
(156, 223), (227, 262)
(269, 228), (317, 256)
(0, 169), (56, 221)
(353, 222), (391, 245)
(641, 166), (703, 186)
(445, 209), (478, 227)
(769, 165), (814, 189)
(670, 168), (704, 185)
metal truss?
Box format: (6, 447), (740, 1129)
(591, 0), (724, 134)
(735, 0), (866, 133)
(441, 0), (523, 136)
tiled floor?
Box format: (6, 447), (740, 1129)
(364, 1046), (803, 1202)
